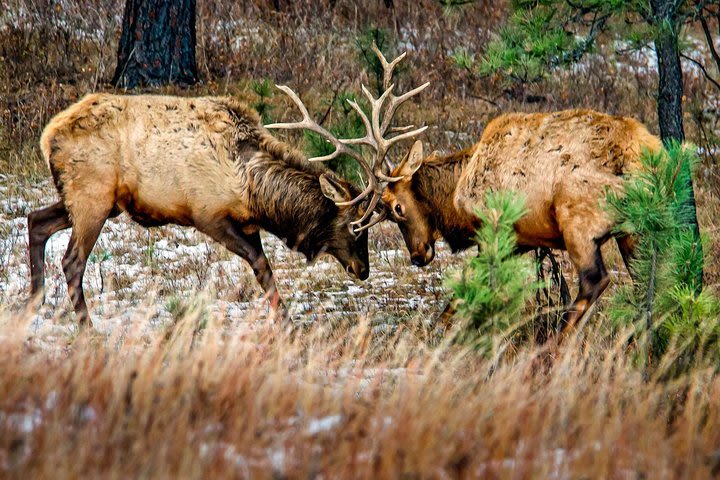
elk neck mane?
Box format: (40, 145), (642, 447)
(220, 96), (326, 176)
(246, 136), (340, 259)
(412, 145), (479, 251)
(219, 97), (341, 257)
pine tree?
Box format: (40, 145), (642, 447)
(606, 144), (716, 372)
(112, 0), (197, 88)
(446, 191), (539, 354)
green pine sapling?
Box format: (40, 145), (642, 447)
(446, 190), (539, 353)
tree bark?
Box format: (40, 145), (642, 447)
(651, 0), (703, 289)
(112, 0), (197, 88)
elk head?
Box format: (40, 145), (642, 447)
(266, 42), (430, 271)
(317, 172), (370, 280)
(381, 140), (437, 267)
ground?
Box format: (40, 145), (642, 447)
(3, 1), (720, 477)
(0, 174), (468, 339)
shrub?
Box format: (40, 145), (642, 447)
(606, 144), (716, 372)
(446, 190), (539, 354)
(251, 78), (274, 124)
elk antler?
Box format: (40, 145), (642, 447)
(266, 42), (430, 232)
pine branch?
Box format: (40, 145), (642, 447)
(558, 11), (610, 65)
(680, 53), (720, 91)
(699, 8), (720, 78)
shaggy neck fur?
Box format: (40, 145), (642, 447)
(248, 139), (337, 259)
(412, 147), (478, 252)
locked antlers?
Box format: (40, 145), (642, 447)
(266, 43), (430, 232)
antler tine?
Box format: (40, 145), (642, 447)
(267, 85), (377, 210)
(371, 41), (406, 91)
(341, 100), (376, 150)
(362, 44), (431, 174)
(377, 171), (405, 182)
(265, 85), (315, 130)
(352, 202), (387, 233)
(267, 85), (354, 161)
(350, 189), (383, 229)
(380, 81), (430, 135)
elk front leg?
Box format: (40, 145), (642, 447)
(616, 234), (638, 280)
(28, 201), (72, 299)
(206, 222), (286, 319)
(238, 231), (285, 316)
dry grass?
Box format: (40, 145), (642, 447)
(3, 2), (720, 478)
(0, 308), (719, 479)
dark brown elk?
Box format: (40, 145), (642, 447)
(382, 110), (663, 330)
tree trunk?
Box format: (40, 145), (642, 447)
(651, 0), (703, 289)
(112, 0), (197, 88)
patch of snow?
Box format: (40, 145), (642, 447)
(268, 447), (286, 473)
(306, 414), (342, 435)
(5, 409), (42, 434)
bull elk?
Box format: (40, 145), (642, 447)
(382, 109), (663, 330)
(28, 46), (428, 327)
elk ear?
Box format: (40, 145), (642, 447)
(395, 140), (424, 180)
(319, 173), (352, 203)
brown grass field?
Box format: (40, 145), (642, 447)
(2, 1), (720, 478)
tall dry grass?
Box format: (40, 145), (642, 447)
(1, 306), (719, 478)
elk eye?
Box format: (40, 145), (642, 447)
(394, 204), (404, 217)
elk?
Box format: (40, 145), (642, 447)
(28, 45), (428, 328)
(382, 110), (663, 331)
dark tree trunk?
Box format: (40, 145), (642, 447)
(652, 7), (684, 142)
(651, 0), (703, 289)
(112, 0), (197, 88)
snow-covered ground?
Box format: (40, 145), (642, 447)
(0, 176), (466, 340)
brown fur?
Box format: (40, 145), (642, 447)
(384, 109), (662, 331)
(29, 93), (370, 326)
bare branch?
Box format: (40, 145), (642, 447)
(680, 53), (720, 91)
(699, 8), (720, 77)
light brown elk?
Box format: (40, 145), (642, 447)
(28, 45), (427, 327)
(382, 109), (663, 330)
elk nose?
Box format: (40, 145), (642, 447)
(347, 262), (369, 281)
(411, 253), (428, 267)
(411, 244), (434, 267)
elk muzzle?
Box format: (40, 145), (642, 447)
(347, 261), (369, 280)
(411, 243), (434, 267)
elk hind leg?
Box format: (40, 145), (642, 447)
(28, 201), (72, 299)
(616, 234), (638, 280)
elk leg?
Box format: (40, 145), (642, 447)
(561, 241), (609, 334)
(616, 235), (638, 280)
(28, 201), (72, 298)
(205, 222), (286, 318)
(236, 231), (284, 315)
(436, 299), (459, 330)
(62, 213), (108, 327)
